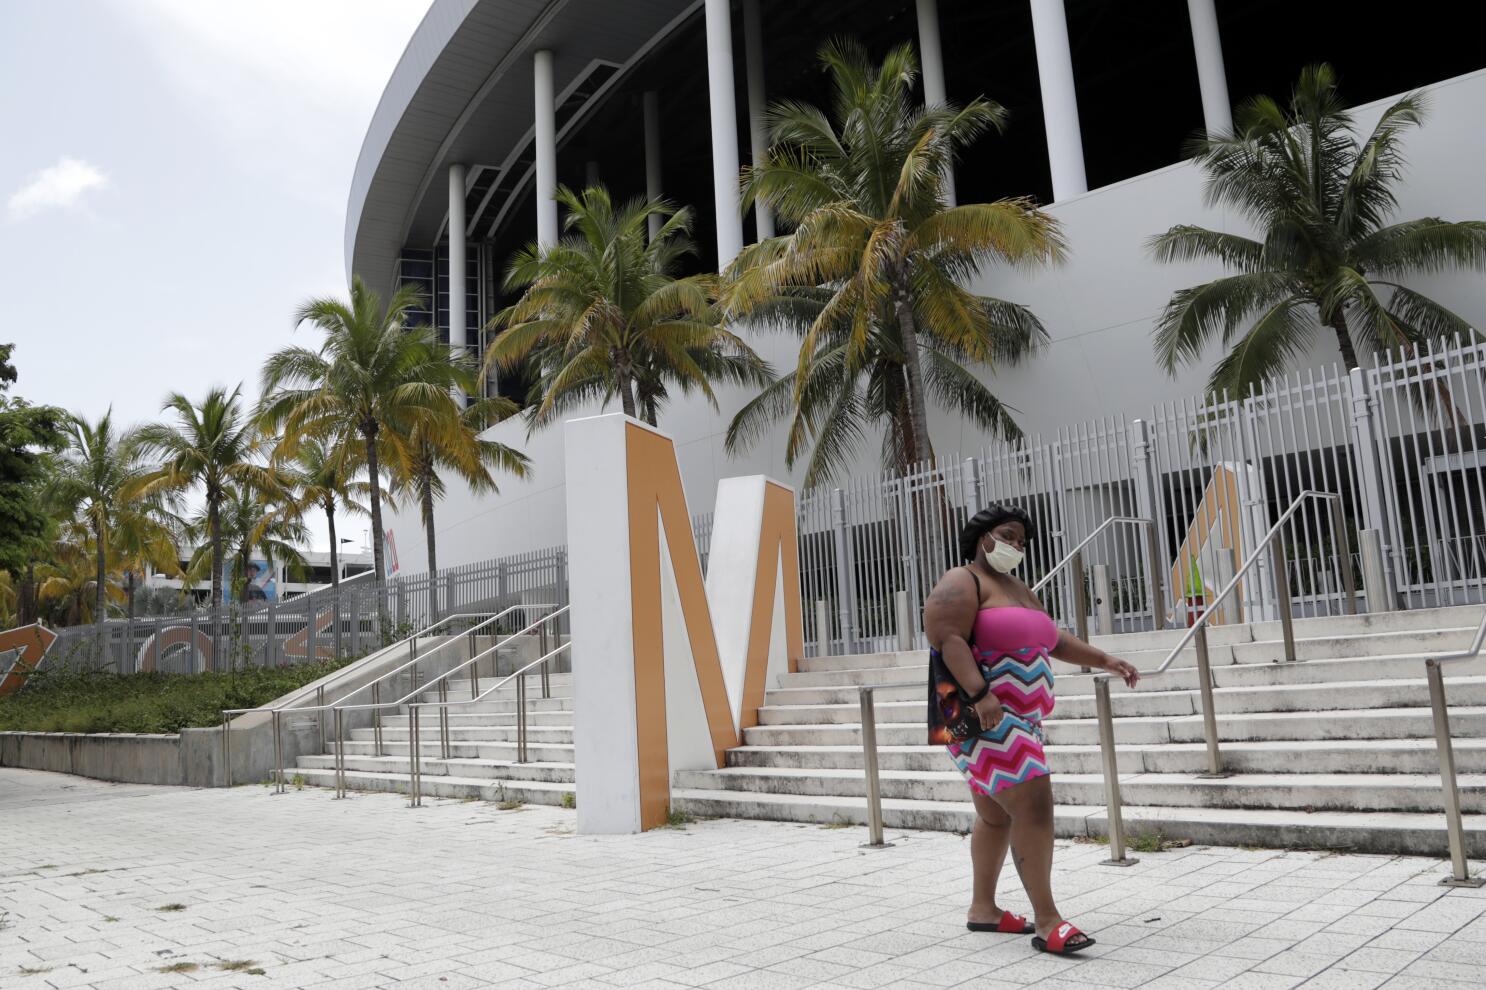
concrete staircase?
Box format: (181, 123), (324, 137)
(292, 669), (575, 806)
(671, 604), (1486, 856)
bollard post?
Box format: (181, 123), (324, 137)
(221, 714), (231, 788)
(859, 686), (891, 849)
(1194, 624), (1227, 778)
(372, 682), (383, 756)
(1072, 549), (1090, 672)
(272, 709), (284, 795)
(334, 707), (346, 799)
(316, 686), (326, 750)
(517, 676), (529, 763)
(1270, 532), (1296, 661)
(438, 679), (450, 759)
(1427, 659), (1485, 886)
(1095, 677), (1136, 866)
(409, 704), (422, 808)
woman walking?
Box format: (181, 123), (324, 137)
(923, 504), (1140, 955)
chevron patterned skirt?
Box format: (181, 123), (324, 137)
(946, 710), (1050, 797)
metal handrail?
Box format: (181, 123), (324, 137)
(220, 605), (547, 787)
(257, 607), (566, 792)
(1092, 490), (1357, 866)
(394, 642), (572, 807)
(1029, 516), (1165, 641)
(1424, 607), (1486, 887)
(325, 606), (568, 766)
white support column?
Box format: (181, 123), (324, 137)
(446, 163), (467, 367)
(1028, 0), (1088, 200)
(741, 0), (773, 240)
(533, 49), (558, 247)
(704, 0), (744, 268)
(643, 90), (663, 242)
(915, 0), (956, 206)
(1186, 0), (1232, 138)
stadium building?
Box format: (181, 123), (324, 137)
(349, 0), (1486, 568)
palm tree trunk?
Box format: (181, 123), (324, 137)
(94, 519), (107, 623)
(1327, 311), (1361, 371)
(362, 422), (388, 622)
(126, 572), (136, 623)
(617, 368), (638, 419)
(894, 283), (933, 468)
(420, 471), (438, 578)
(208, 493), (224, 609)
(325, 499), (339, 589)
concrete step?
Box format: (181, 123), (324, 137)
(724, 738), (1486, 776)
(379, 711), (573, 727)
(672, 766), (1486, 814)
(760, 654), (1480, 725)
(780, 642), (1479, 690)
(1086, 604), (1485, 654)
(335, 739), (575, 762)
(744, 679), (1486, 745)
(757, 703), (1486, 745)
(295, 767), (573, 806)
(668, 790), (1486, 856)
(348, 726), (574, 743)
(296, 753), (574, 783)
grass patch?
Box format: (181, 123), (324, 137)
(1127, 831), (1191, 853)
(820, 815), (853, 830)
(214, 960), (260, 972)
(560, 791), (576, 810)
(18, 966), (52, 976)
(497, 800), (525, 811)
(155, 903), (187, 913)
(0, 659), (354, 734)
(156, 962), (198, 974)
(664, 808), (696, 830)
(103, 916), (119, 923)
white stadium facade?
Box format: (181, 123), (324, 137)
(348, 0), (1486, 570)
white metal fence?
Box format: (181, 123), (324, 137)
(34, 338), (1486, 670)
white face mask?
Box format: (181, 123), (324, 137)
(984, 538), (1024, 574)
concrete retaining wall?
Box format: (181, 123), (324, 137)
(0, 632), (476, 788)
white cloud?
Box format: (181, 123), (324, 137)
(7, 157), (109, 220)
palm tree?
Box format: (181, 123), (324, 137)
(278, 435), (370, 590)
(722, 39), (1065, 482)
(484, 184), (770, 428)
(37, 518), (117, 626)
(1150, 63), (1486, 394)
(49, 410), (164, 623)
(132, 387), (272, 609)
(189, 486), (307, 606)
(259, 277), (467, 606)
(384, 395), (529, 579)
(112, 493), (184, 622)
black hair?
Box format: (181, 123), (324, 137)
(959, 503), (1035, 563)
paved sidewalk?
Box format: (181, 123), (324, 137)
(3, 768), (1486, 989)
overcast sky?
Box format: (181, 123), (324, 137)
(1, 0), (434, 551)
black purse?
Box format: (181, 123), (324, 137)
(927, 568), (990, 746)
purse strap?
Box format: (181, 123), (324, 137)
(963, 566), (981, 645)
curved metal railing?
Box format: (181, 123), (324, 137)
(1092, 490), (1355, 865)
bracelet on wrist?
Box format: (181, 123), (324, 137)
(965, 681), (992, 705)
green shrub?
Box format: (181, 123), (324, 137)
(0, 660), (354, 735)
